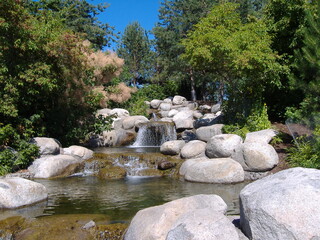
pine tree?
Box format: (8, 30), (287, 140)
(117, 22), (154, 87)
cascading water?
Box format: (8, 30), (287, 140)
(133, 121), (177, 147)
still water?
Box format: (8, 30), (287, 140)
(1, 176), (248, 222)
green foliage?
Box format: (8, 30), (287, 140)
(153, 0), (217, 100)
(290, 1), (320, 119)
(26, 0), (115, 49)
(287, 126), (320, 169)
(0, 123), (40, 176)
(108, 84), (168, 117)
(117, 22), (154, 86)
(182, 2), (285, 119)
(223, 104), (271, 138)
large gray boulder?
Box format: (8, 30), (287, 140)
(205, 134), (246, 168)
(242, 142), (279, 171)
(167, 209), (239, 240)
(103, 129), (136, 147)
(160, 102), (172, 111)
(173, 110), (194, 129)
(160, 140), (185, 155)
(63, 146), (93, 161)
(124, 194), (227, 240)
(150, 99), (162, 109)
(245, 129), (278, 144)
(211, 103), (221, 114)
(28, 155), (82, 178)
(180, 140), (206, 159)
(168, 109), (179, 118)
(172, 95), (187, 105)
(0, 177), (47, 208)
(196, 124), (224, 142)
(181, 158), (244, 184)
(240, 167), (320, 240)
(109, 108), (130, 118)
(32, 137), (61, 155)
(122, 116), (149, 130)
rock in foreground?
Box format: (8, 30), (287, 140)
(124, 194), (227, 240)
(0, 177), (47, 209)
(240, 167), (320, 240)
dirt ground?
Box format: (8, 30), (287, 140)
(269, 122), (294, 174)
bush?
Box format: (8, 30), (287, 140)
(223, 104), (272, 138)
(287, 126), (320, 169)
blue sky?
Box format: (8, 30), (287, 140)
(91, 0), (162, 51)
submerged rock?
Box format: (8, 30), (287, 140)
(0, 177), (47, 209)
(240, 168), (320, 240)
(98, 166), (126, 179)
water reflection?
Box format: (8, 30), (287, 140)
(0, 176), (248, 221)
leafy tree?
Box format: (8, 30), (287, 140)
(181, 2), (285, 120)
(26, 0), (115, 49)
(117, 22), (154, 86)
(153, 0), (218, 101)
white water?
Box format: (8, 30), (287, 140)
(133, 121), (177, 147)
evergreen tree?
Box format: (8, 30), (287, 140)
(117, 22), (154, 87)
(291, 1), (320, 120)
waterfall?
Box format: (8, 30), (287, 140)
(133, 121), (177, 147)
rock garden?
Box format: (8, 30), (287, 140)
(1, 95), (319, 240)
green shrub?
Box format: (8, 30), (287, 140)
(223, 104), (272, 138)
(287, 126), (320, 169)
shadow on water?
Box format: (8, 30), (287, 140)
(0, 175), (248, 222)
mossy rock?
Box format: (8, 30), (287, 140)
(137, 168), (163, 177)
(95, 223), (128, 240)
(12, 214), (110, 240)
(98, 166), (127, 179)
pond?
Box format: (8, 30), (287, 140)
(0, 175), (248, 222)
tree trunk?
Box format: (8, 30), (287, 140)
(190, 69), (197, 101)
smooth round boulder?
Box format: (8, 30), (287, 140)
(166, 209), (239, 240)
(240, 167), (320, 240)
(122, 116), (149, 130)
(28, 155), (82, 178)
(205, 134), (243, 158)
(32, 137), (61, 155)
(63, 146), (93, 161)
(160, 140), (185, 155)
(150, 99), (162, 109)
(103, 129), (136, 147)
(244, 129), (278, 144)
(182, 158), (244, 184)
(160, 103), (172, 111)
(196, 124), (224, 142)
(124, 194), (227, 240)
(172, 95), (187, 105)
(0, 177), (47, 209)
(180, 140), (206, 159)
(242, 142), (279, 171)
(173, 110), (194, 129)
